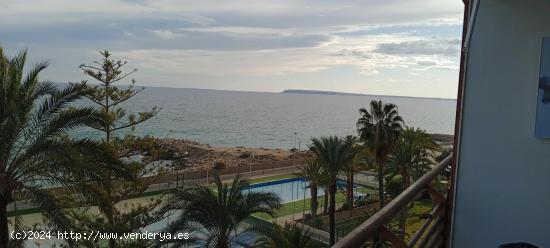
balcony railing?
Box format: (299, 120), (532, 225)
(333, 155), (453, 248)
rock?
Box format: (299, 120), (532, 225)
(213, 161), (226, 170)
(238, 152), (251, 159)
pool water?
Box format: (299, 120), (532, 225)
(21, 177), (365, 247)
(148, 178), (324, 231)
(246, 178), (325, 203)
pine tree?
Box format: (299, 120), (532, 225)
(67, 51), (166, 248)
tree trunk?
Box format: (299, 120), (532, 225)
(377, 159), (385, 208)
(377, 158), (385, 247)
(215, 236), (230, 248)
(104, 83), (116, 248)
(346, 172), (353, 209)
(399, 172), (408, 240)
(107, 203), (116, 248)
(310, 183), (318, 218)
(323, 189), (329, 214)
(0, 200), (9, 248)
(348, 172), (355, 219)
(329, 176), (337, 246)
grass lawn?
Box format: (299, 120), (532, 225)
(356, 185), (377, 194)
(403, 199), (433, 240)
(251, 185), (376, 221)
(330, 198), (434, 240)
(253, 192), (347, 220)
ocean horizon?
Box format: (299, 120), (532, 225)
(73, 85), (457, 149)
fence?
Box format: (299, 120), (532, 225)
(142, 159), (305, 192)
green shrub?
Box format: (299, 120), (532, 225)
(385, 175), (402, 198)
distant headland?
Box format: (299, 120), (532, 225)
(281, 89), (455, 100)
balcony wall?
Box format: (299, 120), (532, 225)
(452, 0), (550, 247)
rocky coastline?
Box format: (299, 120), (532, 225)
(143, 133), (453, 173)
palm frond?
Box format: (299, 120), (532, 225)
(165, 174), (281, 247)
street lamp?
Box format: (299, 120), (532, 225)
(293, 132), (297, 173)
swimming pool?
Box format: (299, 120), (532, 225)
(20, 177), (363, 247)
(246, 177), (367, 204)
(246, 178), (325, 203)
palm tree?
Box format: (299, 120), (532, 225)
(389, 127), (438, 183)
(0, 49), (124, 246)
(253, 222), (318, 248)
(297, 157), (326, 219)
(310, 136), (353, 246)
(388, 127), (439, 239)
(357, 100), (403, 209)
(342, 135), (364, 209)
(164, 174), (281, 248)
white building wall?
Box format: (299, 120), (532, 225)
(452, 0), (550, 247)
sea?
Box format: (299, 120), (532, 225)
(75, 87), (457, 149)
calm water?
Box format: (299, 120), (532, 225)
(246, 178), (371, 203)
(76, 87), (456, 149)
(247, 178), (325, 203)
(22, 178), (361, 247)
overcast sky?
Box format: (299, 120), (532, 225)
(0, 0), (464, 98)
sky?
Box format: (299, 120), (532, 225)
(0, 0), (464, 99)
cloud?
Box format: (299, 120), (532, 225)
(117, 48), (341, 76)
(152, 29), (183, 39)
(0, 0), (464, 98)
(0, 0), (463, 29)
(416, 60), (438, 66)
(113, 33), (460, 79)
(374, 39), (460, 56)
(331, 49), (373, 60)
